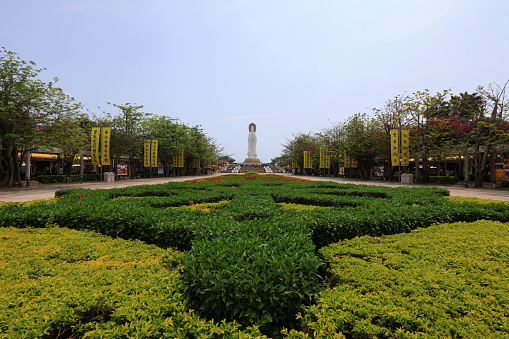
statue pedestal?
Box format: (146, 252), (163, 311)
(244, 158), (260, 165)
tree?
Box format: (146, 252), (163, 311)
(0, 48), (85, 186)
(280, 132), (317, 174)
(405, 89), (452, 183)
(452, 82), (509, 187)
(218, 155), (235, 164)
(343, 113), (384, 178)
(146, 115), (188, 175)
(318, 121), (345, 176)
(42, 85), (88, 183)
(371, 94), (408, 179)
(108, 103), (149, 178)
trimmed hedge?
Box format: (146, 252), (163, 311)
(36, 174), (102, 183)
(0, 226), (267, 338)
(182, 219), (321, 336)
(287, 220), (509, 338)
(2, 174), (509, 336)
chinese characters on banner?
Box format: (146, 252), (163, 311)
(319, 147), (331, 169)
(91, 127), (100, 165)
(91, 127), (111, 166)
(303, 151), (312, 169)
(390, 129), (409, 167)
(143, 140), (151, 167)
(151, 140), (158, 168)
(143, 140), (158, 167)
(192, 158), (200, 168)
(401, 130), (409, 166)
(344, 153), (357, 168)
(101, 127), (111, 166)
(179, 147), (184, 168)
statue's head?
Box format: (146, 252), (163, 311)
(249, 123), (256, 132)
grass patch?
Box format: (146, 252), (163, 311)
(167, 199), (230, 212)
(277, 202), (331, 211)
(0, 226), (266, 338)
(289, 220), (509, 338)
(446, 196), (509, 205)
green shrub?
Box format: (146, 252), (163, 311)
(182, 219), (321, 336)
(293, 220), (509, 338)
(0, 227), (267, 338)
(3, 175), (509, 337)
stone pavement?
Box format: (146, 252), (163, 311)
(1, 173), (509, 203)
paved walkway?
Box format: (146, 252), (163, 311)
(1, 173), (509, 203)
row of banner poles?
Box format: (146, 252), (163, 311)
(390, 129), (409, 183)
(144, 139), (159, 178)
(344, 153), (357, 179)
(172, 147), (185, 176)
(91, 127), (111, 180)
(319, 147), (331, 176)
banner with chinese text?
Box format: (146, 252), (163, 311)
(178, 147), (184, 168)
(91, 127), (100, 165)
(100, 127), (111, 165)
(151, 140), (158, 168)
(391, 129), (409, 166)
(143, 140), (151, 167)
(401, 130), (409, 166)
(192, 158), (200, 168)
(391, 129), (399, 166)
(344, 153), (357, 169)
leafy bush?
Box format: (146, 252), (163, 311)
(290, 220), (509, 338)
(3, 174), (509, 337)
(0, 227), (267, 338)
(182, 219), (321, 336)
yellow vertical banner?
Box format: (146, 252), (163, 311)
(101, 127), (111, 166)
(319, 147), (325, 168)
(390, 129), (400, 167)
(91, 127), (100, 165)
(325, 150), (331, 168)
(400, 130), (409, 166)
(303, 151), (308, 169)
(345, 153), (357, 168)
(172, 156), (177, 167)
(178, 147), (184, 168)
(344, 153), (350, 168)
(144, 140), (151, 167)
(151, 140), (158, 168)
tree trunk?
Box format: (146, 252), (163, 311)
(64, 158), (73, 183)
(129, 157), (134, 178)
(422, 158), (430, 184)
(474, 147), (490, 188)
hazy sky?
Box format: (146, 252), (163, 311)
(2, 1), (508, 162)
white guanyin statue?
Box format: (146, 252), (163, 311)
(247, 123), (257, 158)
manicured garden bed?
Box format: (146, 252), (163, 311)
(1, 173), (508, 338)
